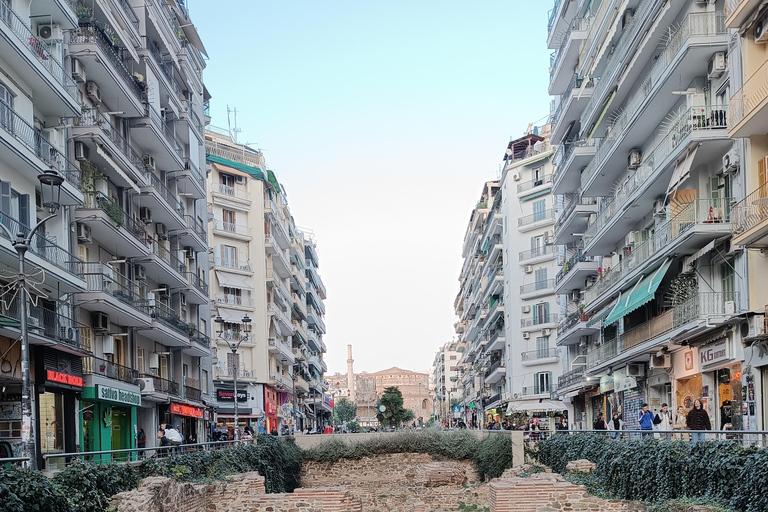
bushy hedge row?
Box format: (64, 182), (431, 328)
(535, 433), (768, 512)
(0, 435), (302, 512)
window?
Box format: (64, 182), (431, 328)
(201, 369), (209, 394)
(227, 352), (240, 374)
(137, 348), (145, 373)
(533, 302), (549, 324)
(222, 209), (236, 230)
(223, 287), (243, 305)
(536, 337), (549, 358)
(449, 355), (457, 360)
(531, 236), (544, 257)
(534, 268), (548, 289)
(534, 371), (552, 394)
(220, 173), (235, 188)
(0, 82), (14, 131)
(721, 260), (735, 302)
(222, 245), (237, 267)
(532, 199), (546, 222)
(533, 167), (543, 185)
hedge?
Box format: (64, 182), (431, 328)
(534, 433), (767, 512)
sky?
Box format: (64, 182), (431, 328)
(191, 0), (553, 375)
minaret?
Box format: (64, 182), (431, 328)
(347, 344), (355, 402)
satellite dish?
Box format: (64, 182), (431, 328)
(378, 405), (386, 412)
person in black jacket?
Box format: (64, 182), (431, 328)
(687, 399), (711, 442)
(593, 413), (607, 430)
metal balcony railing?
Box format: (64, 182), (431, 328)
(522, 385), (551, 396)
(75, 109), (145, 176)
(180, 157), (205, 190)
(117, 0), (140, 30)
(552, 77), (594, 128)
(81, 262), (149, 314)
(517, 174), (553, 194)
(0, 213), (83, 276)
(210, 256), (251, 271)
(211, 183), (249, 199)
(731, 57), (768, 130)
(0, 100), (81, 188)
(80, 192), (149, 247)
(556, 249), (595, 284)
(1, 299), (92, 353)
(213, 220), (250, 236)
(520, 279), (555, 294)
(215, 294), (253, 307)
(70, 24), (144, 98)
(519, 245), (554, 262)
(732, 181), (768, 237)
(205, 139), (262, 168)
(521, 348), (560, 362)
(184, 384), (201, 401)
(182, 215), (207, 242)
(83, 356), (138, 384)
(145, 103), (183, 157)
(186, 272), (208, 295)
(581, 12), (727, 188)
(216, 366), (253, 378)
(152, 301), (189, 337)
(547, 0), (563, 35)
(557, 310), (590, 335)
(146, 172), (185, 217)
(140, 373), (179, 395)
(520, 314), (559, 328)
(485, 360), (504, 377)
(518, 209), (556, 227)
(148, 41), (181, 97)
(151, 240), (187, 275)
(549, 17), (593, 82)
(0, 1), (77, 98)
(504, 141), (553, 167)
(552, 138), (601, 187)
(191, 332), (210, 349)
(557, 368), (585, 390)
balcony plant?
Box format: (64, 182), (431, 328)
(132, 72), (148, 92)
(76, 3), (93, 20)
(100, 197), (124, 227)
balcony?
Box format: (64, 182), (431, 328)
(172, 158), (205, 200)
(730, 58), (768, 138)
(188, 332), (211, 356)
(517, 209), (556, 233)
(586, 292), (739, 372)
(552, 138), (600, 195)
(214, 366), (254, 381)
(549, 17), (592, 96)
(215, 293), (254, 309)
(213, 220), (251, 240)
(269, 302), (293, 334)
(557, 310), (599, 346)
(486, 327), (506, 353)
(211, 182), (250, 207)
(516, 174), (553, 197)
(555, 250), (598, 294)
(554, 194), (598, 246)
(137, 173), (185, 230)
(147, 302), (193, 347)
(725, 0), (761, 29)
(521, 386), (551, 398)
(520, 279), (555, 300)
(0, 104), (81, 204)
(583, 107), (731, 255)
(30, 0), (78, 29)
(0, 300), (92, 355)
(585, 198), (733, 309)
(72, 109), (146, 187)
(145, 42), (183, 112)
(210, 256), (252, 273)
(519, 245), (556, 265)
(731, 182), (768, 247)
(76, 192), (150, 257)
(139, 240), (187, 288)
(268, 337), (294, 363)
(580, 12), (728, 196)
(176, 215), (207, 252)
(521, 348), (560, 367)
(184, 382), (201, 402)
(83, 356), (138, 385)
(484, 360), (506, 385)
(294, 375), (310, 393)
(270, 371), (293, 392)
(130, 104), (184, 171)
(547, 0), (577, 49)
(520, 314), (559, 333)
(556, 367), (587, 395)
(0, 2), (78, 115)
(293, 293), (308, 318)
(138, 373), (179, 397)
(78, 262), (151, 325)
(551, 77), (594, 143)
(205, 139), (262, 169)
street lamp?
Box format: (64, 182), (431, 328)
(0, 170), (64, 470)
(214, 313), (251, 441)
(290, 357), (304, 434)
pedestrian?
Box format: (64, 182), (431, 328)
(185, 432), (197, 450)
(157, 428), (170, 457)
(137, 428), (146, 458)
(637, 403), (655, 437)
(163, 423), (183, 452)
(593, 413), (607, 431)
(653, 403), (673, 439)
(556, 416), (568, 431)
(687, 399), (711, 442)
(672, 406), (688, 440)
(607, 412), (624, 439)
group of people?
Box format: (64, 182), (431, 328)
(154, 423), (198, 455)
(592, 399), (712, 440)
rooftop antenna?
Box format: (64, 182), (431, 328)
(226, 105), (242, 143)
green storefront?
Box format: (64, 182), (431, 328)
(80, 381), (141, 461)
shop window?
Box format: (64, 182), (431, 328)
(39, 392), (64, 455)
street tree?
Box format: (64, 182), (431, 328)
(375, 386), (410, 427)
(334, 397), (357, 424)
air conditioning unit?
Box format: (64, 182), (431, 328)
(522, 305), (531, 314)
(74, 141), (90, 161)
(524, 265), (534, 273)
(627, 364), (645, 377)
(235, 175), (246, 184)
(37, 23), (61, 41)
(627, 149), (642, 169)
(756, 13), (768, 43)
(522, 332), (530, 339)
(143, 155), (156, 170)
(155, 222), (167, 239)
(180, 294), (187, 306)
(93, 312), (110, 332)
(723, 147), (740, 174)
(76, 222), (92, 244)
(653, 198), (665, 216)
(86, 81), (102, 105)
(708, 52), (726, 79)
(545, 234), (554, 244)
(570, 290), (580, 302)
(134, 264), (146, 280)
(102, 334), (115, 354)
(512, 172), (521, 181)
(185, 246), (195, 260)
(747, 315), (766, 338)
(625, 231), (636, 247)
(542, 328), (552, 336)
(650, 354), (672, 369)
(724, 300), (736, 315)
(134, 377), (155, 393)
(138, 207), (151, 224)
(72, 59), (86, 83)
(513, 393), (521, 399)
(621, 9), (633, 30)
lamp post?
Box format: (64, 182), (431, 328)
(290, 357), (304, 434)
(214, 313), (251, 441)
(0, 170), (64, 470)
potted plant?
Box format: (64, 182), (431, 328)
(76, 3), (92, 20)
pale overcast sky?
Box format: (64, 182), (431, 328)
(193, 1), (552, 374)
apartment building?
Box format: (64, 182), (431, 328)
(206, 129), (328, 434)
(0, 0), (210, 467)
(431, 341), (462, 423)
(501, 129), (562, 415)
(549, 0), (747, 430)
(724, 0), (768, 432)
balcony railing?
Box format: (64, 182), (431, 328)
(557, 368), (585, 390)
(151, 240), (187, 275)
(140, 373), (179, 395)
(552, 77), (594, 128)
(522, 386), (551, 396)
(75, 109), (145, 176)
(146, 172), (185, 217)
(152, 301), (189, 337)
(191, 332), (210, 349)
(83, 356), (138, 384)
(205, 140), (262, 168)
(724, 0), (744, 17)
(521, 348), (560, 362)
(211, 183), (249, 199)
(80, 192), (149, 247)
(556, 249), (595, 284)
(553, 138), (601, 185)
(145, 104), (183, 157)
(584, 106), (729, 245)
(1, 298), (92, 353)
(505, 141), (553, 167)
(183, 215), (207, 242)
(730, 57), (768, 130)
(210, 256), (251, 272)
(216, 366), (253, 378)
(517, 174), (553, 194)
(117, 0), (140, 30)
(213, 220), (250, 236)
(148, 41), (181, 97)
(180, 158), (204, 191)
(557, 310), (590, 335)
(547, 0), (563, 35)
(518, 209), (556, 227)
(187, 272), (208, 295)
(587, 292), (739, 368)
(731, 181), (768, 237)
(519, 245), (554, 261)
(0, 1), (77, 99)
(556, 193), (597, 229)
(581, 12), (727, 188)
(520, 314), (559, 328)
(520, 279), (555, 295)
(81, 262), (149, 314)
(0, 212), (83, 276)
(0, 100), (80, 188)
(485, 360), (504, 377)
(184, 384), (201, 402)
(70, 24), (144, 99)
(585, 198), (732, 305)
(549, 17), (593, 82)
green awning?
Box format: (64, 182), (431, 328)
(267, 170), (281, 193)
(586, 304), (614, 327)
(0, 315), (20, 328)
(520, 189), (551, 201)
(604, 259), (673, 326)
(206, 154), (266, 181)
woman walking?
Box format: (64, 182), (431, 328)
(607, 412), (624, 439)
(686, 399), (711, 442)
(672, 406), (687, 440)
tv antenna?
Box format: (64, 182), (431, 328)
(227, 105), (242, 143)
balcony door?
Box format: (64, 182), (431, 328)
(0, 82), (13, 132)
(533, 302), (549, 324)
(532, 199), (546, 222)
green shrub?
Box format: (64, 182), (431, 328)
(0, 466), (71, 512)
(53, 460), (140, 512)
(473, 435), (515, 481)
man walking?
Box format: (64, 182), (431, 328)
(637, 403), (654, 438)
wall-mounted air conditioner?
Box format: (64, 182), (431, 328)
(542, 328), (551, 336)
(102, 334), (115, 354)
(72, 59), (86, 83)
(140, 207), (152, 224)
(756, 13), (768, 43)
(37, 24), (62, 41)
(143, 155), (156, 170)
(522, 305), (531, 314)
(76, 223), (92, 244)
(75, 141), (89, 161)
(650, 354), (671, 369)
(155, 222), (167, 239)
(627, 149), (641, 169)
(134, 264), (146, 280)
(723, 147), (740, 174)
(707, 52), (726, 79)
(135, 377), (155, 393)
(522, 332), (530, 339)
(93, 312), (109, 332)
(524, 265), (533, 273)
(627, 364), (645, 377)
(86, 81), (101, 105)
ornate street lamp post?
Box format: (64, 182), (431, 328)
(214, 314), (251, 440)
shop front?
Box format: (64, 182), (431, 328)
(0, 334), (23, 459)
(37, 349), (83, 469)
(264, 385), (278, 433)
(169, 402), (205, 442)
(742, 337), (768, 430)
(611, 366), (645, 430)
(697, 334), (744, 429)
(80, 377), (140, 461)
(214, 385), (259, 436)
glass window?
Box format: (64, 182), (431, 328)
(39, 392), (65, 455)
(536, 336), (549, 358)
(532, 199), (546, 222)
(534, 372), (552, 394)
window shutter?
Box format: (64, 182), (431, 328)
(0, 181), (11, 219)
(19, 194), (30, 228)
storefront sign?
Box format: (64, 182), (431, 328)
(265, 386), (278, 416)
(599, 375), (614, 394)
(46, 369), (83, 388)
(96, 384), (141, 406)
(217, 389), (247, 402)
(699, 338), (730, 368)
(613, 367), (637, 393)
(170, 402), (204, 418)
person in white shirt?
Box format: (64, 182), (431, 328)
(653, 403), (673, 439)
(161, 423), (183, 452)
